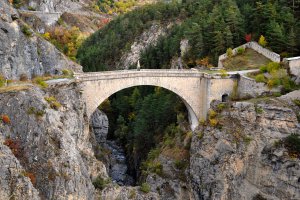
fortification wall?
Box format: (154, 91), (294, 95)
(237, 75), (280, 98)
(283, 57), (300, 83)
(19, 10), (62, 26)
(218, 42), (281, 68)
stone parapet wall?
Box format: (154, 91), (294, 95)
(237, 74), (280, 98)
(218, 42), (281, 68)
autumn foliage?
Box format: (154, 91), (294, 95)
(24, 172), (36, 185)
(43, 26), (87, 60)
(4, 138), (22, 157)
(1, 115), (11, 124)
(245, 34), (252, 42)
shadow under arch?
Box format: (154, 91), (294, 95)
(92, 84), (199, 131)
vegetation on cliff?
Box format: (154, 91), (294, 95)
(77, 0), (300, 70)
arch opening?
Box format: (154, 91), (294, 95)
(92, 85), (195, 186)
(91, 84), (199, 131)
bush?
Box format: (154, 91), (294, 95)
(174, 160), (188, 170)
(220, 69), (228, 78)
(19, 74), (28, 81)
(1, 115), (11, 124)
(236, 47), (245, 55)
(140, 183), (150, 193)
(24, 172), (36, 185)
(92, 176), (110, 190)
(28, 6), (36, 11)
(45, 96), (61, 110)
(208, 110), (217, 119)
(226, 48), (233, 58)
(62, 69), (72, 76)
(258, 35), (267, 47)
(267, 78), (280, 89)
(284, 134), (300, 158)
(0, 75), (5, 87)
(259, 65), (268, 73)
(209, 118), (218, 127)
(255, 74), (266, 83)
(129, 189), (136, 199)
(266, 62), (280, 73)
(4, 138), (21, 157)
(34, 77), (48, 88)
(293, 99), (300, 107)
(21, 25), (32, 37)
(216, 103), (227, 112)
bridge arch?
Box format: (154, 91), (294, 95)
(93, 84), (199, 130)
(76, 70), (237, 131)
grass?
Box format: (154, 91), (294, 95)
(45, 96), (62, 110)
(0, 85), (30, 93)
(222, 48), (271, 70)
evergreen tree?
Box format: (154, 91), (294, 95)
(266, 20), (285, 53)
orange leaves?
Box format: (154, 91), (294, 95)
(4, 138), (21, 157)
(1, 114), (10, 124)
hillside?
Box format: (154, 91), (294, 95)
(77, 0), (300, 71)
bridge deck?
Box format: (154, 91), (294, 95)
(74, 69), (214, 81)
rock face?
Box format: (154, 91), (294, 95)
(0, 134), (40, 200)
(0, 82), (105, 199)
(190, 100), (300, 200)
(0, 0), (81, 79)
(118, 23), (173, 69)
(91, 109), (109, 144)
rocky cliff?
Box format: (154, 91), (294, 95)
(0, 0), (81, 79)
(190, 98), (300, 200)
(0, 82), (105, 199)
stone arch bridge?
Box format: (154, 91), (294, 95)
(75, 69), (237, 130)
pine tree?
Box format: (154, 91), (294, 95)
(224, 26), (233, 48)
(266, 20), (285, 53)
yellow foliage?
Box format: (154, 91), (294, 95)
(209, 118), (218, 127)
(43, 32), (51, 40)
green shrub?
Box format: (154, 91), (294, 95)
(243, 136), (252, 145)
(140, 183), (150, 193)
(34, 77), (48, 88)
(220, 69), (228, 78)
(21, 25), (32, 37)
(208, 110), (217, 119)
(92, 176), (111, 190)
(255, 105), (263, 114)
(45, 96), (61, 110)
(0, 75), (5, 87)
(216, 103), (227, 112)
(284, 134), (300, 157)
(267, 78), (280, 89)
(266, 62), (280, 73)
(27, 107), (45, 117)
(293, 99), (300, 107)
(226, 48), (233, 58)
(28, 6), (36, 11)
(255, 74), (266, 83)
(259, 65), (268, 73)
(236, 47), (245, 55)
(174, 160), (188, 170)
(62, 69), (73, 77)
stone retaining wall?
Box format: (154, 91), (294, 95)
(218, 42), (281, 68)
(237, 74), (280, 98)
